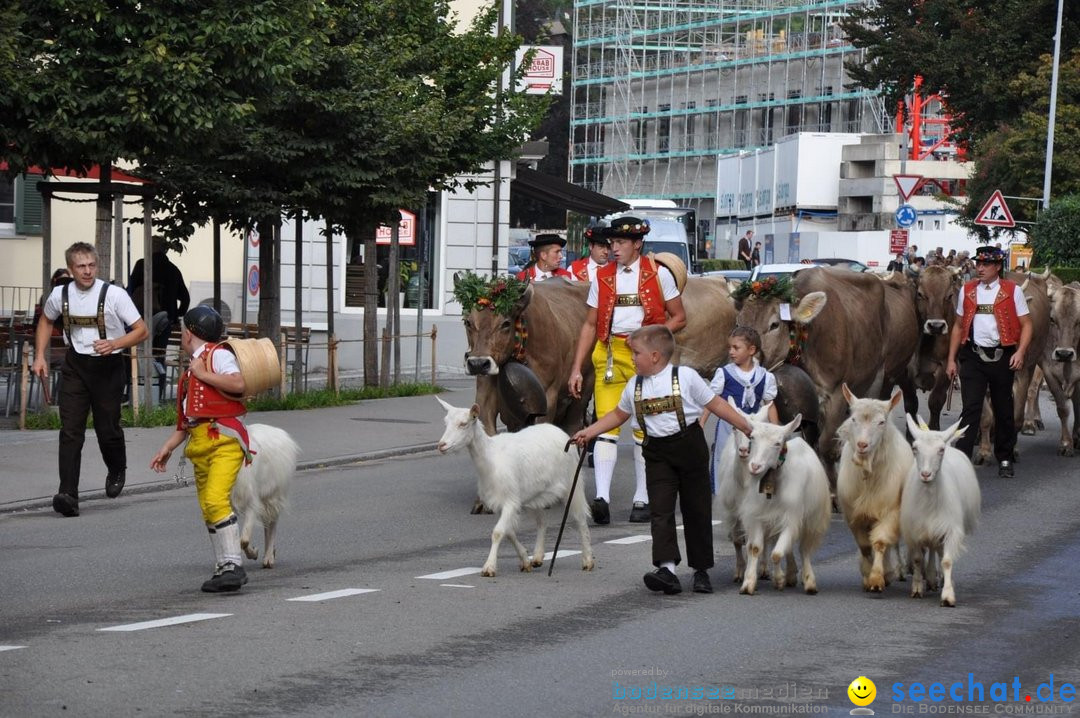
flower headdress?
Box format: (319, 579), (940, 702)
(452, 271), (528, 315)
(731, 274), (796, 304)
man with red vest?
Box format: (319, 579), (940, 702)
(151, 306), (253, 592)
(516, 234), (572, 282)
(569, 228), (611, 283)
(946, 245), (1032, 477)
(568, 216), (686, 524)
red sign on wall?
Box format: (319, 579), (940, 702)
(376, 210), (417, 246)
(889, 229), (909, 255)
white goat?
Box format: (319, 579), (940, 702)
(232, 424), (301, 569)
(901, 415), (981, 607)
(737, 414), (831, 595)
(836, 385), (912, 593)
(435, 397), (594, 577)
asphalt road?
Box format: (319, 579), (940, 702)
(2, 400), (1080, 717)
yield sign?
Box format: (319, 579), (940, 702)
(974, 189), (1015, 228)
(893, 174), (924, 202)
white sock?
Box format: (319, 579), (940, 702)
(661, 561), (676, 573)
(593, 437), (618, 502)
(213, 515), (243, 566)
(632, 442), (649, 504)
(206, 525), (224, 568)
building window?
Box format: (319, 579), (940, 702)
(683, 101), (696, 151)
(0, 177), (13, 224)
(634, 106), (648, 153)
(658, 104), (671, 154)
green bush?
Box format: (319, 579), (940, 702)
(699, 258), (745, 272)
(1030, 196), (1080, 266)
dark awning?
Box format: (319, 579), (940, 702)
(512, 167), (630, 217)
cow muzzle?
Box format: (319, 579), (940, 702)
(1053, 347), (1077, 362)
(466, 356), (499, 375)
(923, 319), (948, 336)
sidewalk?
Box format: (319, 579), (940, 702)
(0, 377), (478, 513)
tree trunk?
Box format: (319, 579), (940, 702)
(363, 231), (378, 386)
(389, 213), (401, 384)
(96, 164), (113, 281)
(258, 216), (282, 396)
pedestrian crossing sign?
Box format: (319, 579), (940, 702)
(974, 190), (1015, 228)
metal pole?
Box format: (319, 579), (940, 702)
(1042, 0), (1065, 210)
(293, 213), (303, 393)
(141, 199), (154, 409)
(113, 195), (123, 284)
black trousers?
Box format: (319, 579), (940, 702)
(955, 343), (1016, 462)
(57, 350), (127, 498)
(641, 423), (713, 570)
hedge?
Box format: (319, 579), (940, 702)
(699, 258), (745, 272)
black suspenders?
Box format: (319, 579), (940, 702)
(633, 367), (687, 442)
(62, 282), (110, 347)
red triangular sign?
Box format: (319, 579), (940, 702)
(893, 174), (923, 202)
(974, 190), (1015, 227)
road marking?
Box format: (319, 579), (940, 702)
(417, 567), (483, 580)
(440, 584), (475, 589)
(287, 588), (380, 602)
(0, 645), (26, 652)
(98, 613), (231, 632)
(605, 535), (652, 545)
(537, 550), (580, 561)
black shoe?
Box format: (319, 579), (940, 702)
(52, 493), (79, 517)
(201, 563), (248, 593)
(105, 470), (126, 498)
(643, 567), (682, 595)
(692, 570), (713, 594)
(998, 460), (1014, 478)
(591, 498), (610, 525)
(628, 501), (650, 523)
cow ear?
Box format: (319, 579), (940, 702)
(514, 283), (534, 314)
(793, 291), (827, 324)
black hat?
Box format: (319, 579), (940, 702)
(183, 305), (224, 342)
(582, 226), (612, 245)
(528, 234), (566, 249)
(593, 216), (650, 240)
(973, 245), (1006, 264)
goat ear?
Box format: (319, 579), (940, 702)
(842, 383), (855, 405)
(470, 403), (481, 419)
(889, 386), (903, 411)
(783, 413), (802, 435)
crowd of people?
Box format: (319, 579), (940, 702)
(888, 242), (1011, 282)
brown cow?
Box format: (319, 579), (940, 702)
(877, 271), (921, 420)
(913, 265), (963, 429)
(1032, 283), (1080, 455)
(734, 267), (887, 470)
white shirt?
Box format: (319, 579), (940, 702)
(183, 343), (241, 416)
(43, 279), (142, 355)
(617, 364), (715, 437)
(954, 277), (1030, 347)
(586, 257), (680, 336)
(710, 361), (778, 410)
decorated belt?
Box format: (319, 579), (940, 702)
(638, 396), (679, 415)
(975, 304), (995, 314)
(615, 294), (642, 306)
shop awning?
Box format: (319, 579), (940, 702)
(511, 167), (630, 217)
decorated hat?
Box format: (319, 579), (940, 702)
(593, 216), (650, 240)
(582, 226), (611, 245)
(973, 245), (1005, 264)
(528, 234), (566, 249)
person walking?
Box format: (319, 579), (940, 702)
(945, 245), (1032, 478)
(32, 242), (149, 517)
(738, 230), (754, 270)
(750, 241), (762, 268)
(568, 216), (686, 525)
(570, 227), (611, 283)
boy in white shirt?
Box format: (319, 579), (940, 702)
(571, 325), (752, 595)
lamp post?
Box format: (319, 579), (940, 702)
(1042, 0), (1065, 210)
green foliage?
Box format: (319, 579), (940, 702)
(700, 259), (744, 272)
(1030, 195), (1080, 266)
(451, 271), (528, 315)
(731, 275), (796, 304)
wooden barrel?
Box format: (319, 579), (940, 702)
(219, 337), (281, 397)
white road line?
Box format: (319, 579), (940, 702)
(416, 567), (483, 580)
(287, 588), (380, 602)
(538, 550), (580, 561)
(605, 535), (652, 545)
(0, 645), (26, 652)
(439, 584), (475, 589)
(98, 613), (231, 632)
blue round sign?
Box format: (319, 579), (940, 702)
(895, 204), (917, 228)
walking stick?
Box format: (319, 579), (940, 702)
(549, 439), (588, 577)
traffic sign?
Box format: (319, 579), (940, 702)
(974, 190), (1015, 227)
(893, 174), (924, 202)
(895, 204), (917, 228)
(889, 229), (909, 254)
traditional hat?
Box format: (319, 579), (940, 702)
(973, 245), (1006, 264)
(595, 215), (650, 240)
(582, 226), (611, 245)
(183, 305), (224, 342)
(528, 234), (566, 249)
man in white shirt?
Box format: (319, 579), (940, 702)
(33, 242), (149, 516)
(515, 234), (571, 282)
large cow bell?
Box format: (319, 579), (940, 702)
(773, 364), (820, 448)
(497, 361), (548, 431)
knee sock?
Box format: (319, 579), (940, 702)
(593, 437), (618, 502)
(633, 442), (649, 504)
(212, 515), (242, 566)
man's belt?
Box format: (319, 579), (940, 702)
(615, 294), (642, 306)
(975, 303), (995, 314)
(970, 343), (1004, 363)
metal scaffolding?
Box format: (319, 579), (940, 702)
(570, 0), (889, 218)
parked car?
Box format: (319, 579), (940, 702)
(808, 257), (869, 272)
(749, 263), (812, 282)
(700, 269), (752, 282)
(507, 246), (531, 276)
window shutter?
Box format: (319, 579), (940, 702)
(15, 173), (44, 235)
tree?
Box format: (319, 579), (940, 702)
(1029, 195), (1080, 266)
(843, 0), (1079, 143)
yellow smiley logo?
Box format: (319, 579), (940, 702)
(848, 676), (876, 707)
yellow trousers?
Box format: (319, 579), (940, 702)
(184, 423), (244, 525)
(592, 336), (644, 441)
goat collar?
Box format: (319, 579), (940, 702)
(757, 443), (788, 499)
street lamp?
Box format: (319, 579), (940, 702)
(1042, 0), (1065, 210)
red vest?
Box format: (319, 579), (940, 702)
(595, 255), (669, 342)
(959, 279), (1022, 347)
(515, 265), (572, 282)
(175, 343), (247, 428)
(569, 257), (590, 282)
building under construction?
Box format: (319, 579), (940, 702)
(570, 0), (891, 224)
